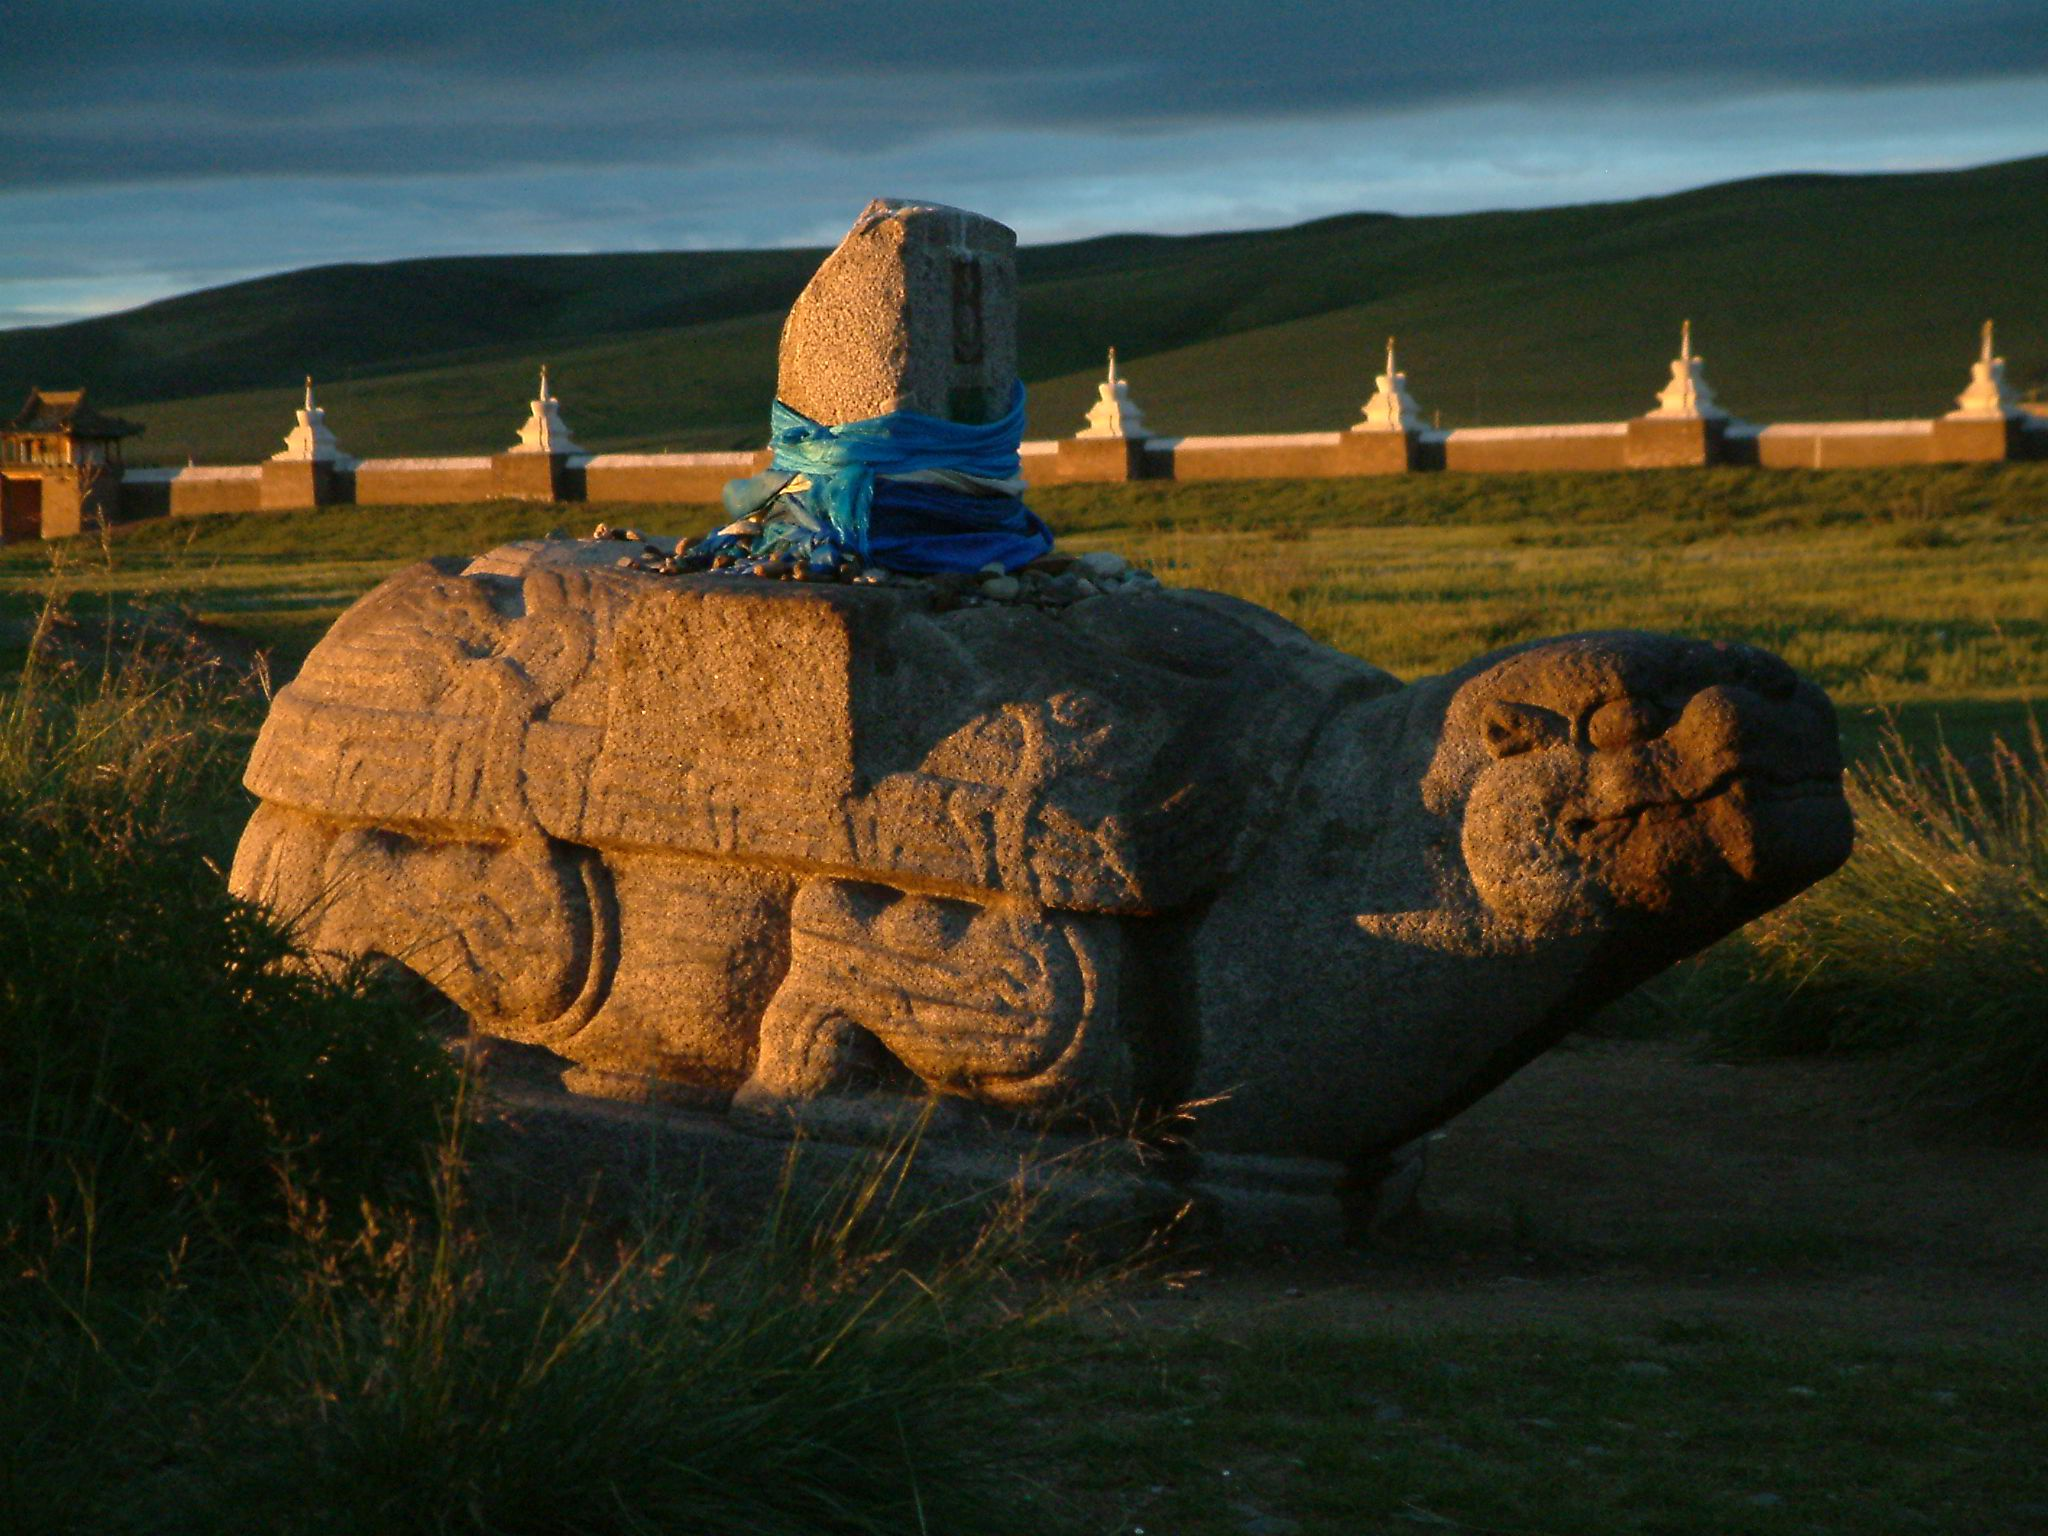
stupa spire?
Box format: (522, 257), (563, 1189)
(1355, 334), (1423, 432)
(1077, 346), (1150, 439)
(511, 363), (584, 454)
(1648, 319), (1725, 419)
(272, 373), (344, 462)
(1948, 319), (2020, 419)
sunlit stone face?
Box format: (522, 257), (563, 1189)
(1428, 633), (1853, 938)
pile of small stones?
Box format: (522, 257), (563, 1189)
(583, 523), (1160, 609)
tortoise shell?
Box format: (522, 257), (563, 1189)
(245, 539), (1400, 916)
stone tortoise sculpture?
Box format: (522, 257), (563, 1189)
(231, 536), (1852, 1194)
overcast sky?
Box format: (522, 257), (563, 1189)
(3, 0), (2045, 328)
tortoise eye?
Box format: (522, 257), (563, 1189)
(1481, 701), (1568, 759)
(1588, 697), (1673, 752)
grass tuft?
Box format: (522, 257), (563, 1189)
(0, 595), (455, 1274)
(203, 1133), (1099, 1536)
(1, 612), (1110, 1534)
(1704, 719), (2048, 1122)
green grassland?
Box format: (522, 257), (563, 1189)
(7, 462), (2040, 759)
(5, 466), (2046, 1533)
(1030, 1321), (2048, 1535)
(7, 156), (2045, 463)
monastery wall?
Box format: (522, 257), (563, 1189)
(1143, 433), (1346, 482)
(582, 450), (773, 504)
(1439, 423), (1632, 474)
(100, 405), (2046, 533)
(1752, 423), (1939, 470)
(121, 465), (264, 518)
(15, 330), (2043, 545)
(350, 458), (496, 504)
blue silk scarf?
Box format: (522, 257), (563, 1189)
(717, 382), (1052, 572)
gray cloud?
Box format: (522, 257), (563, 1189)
(4, 0), (2045, 328)
(5, 1), (2045, 191)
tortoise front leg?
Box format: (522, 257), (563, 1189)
(231, 803), (611, 1044)
(730, 878), (1132, 1140)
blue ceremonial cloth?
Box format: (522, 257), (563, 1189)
(750, 383), (1053, 572)
(862, 477), (1055, 575)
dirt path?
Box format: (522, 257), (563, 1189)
(1134, 1038), (2048, 1344)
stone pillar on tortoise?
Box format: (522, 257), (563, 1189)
(779, 197), (1018, 427)
(1625, 321), (1732, 468)
(493, 366), (583, 501)
(1333, 336), (1425, 475)
(1929, 321), (2025, 464)
(1057, 348), (1153, 482)
(261, 377), (349, 510)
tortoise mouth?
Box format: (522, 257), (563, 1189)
(1565, 765), (1844, 843)
(1564, 762), (1852, 896)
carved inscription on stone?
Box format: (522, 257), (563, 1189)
(951, 259), (984, 364)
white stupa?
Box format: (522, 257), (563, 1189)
(1076, 348), (1150, 439)
(509, 365), (584, 454)
(1647, 321), (1726, 419)
(1355, 336), (1424, 432)
(272, 376), (345, 462)
(1947, 321), (2021, 420)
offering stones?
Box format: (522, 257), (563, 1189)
(593, 523), (1159, 608)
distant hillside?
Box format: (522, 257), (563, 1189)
(4, 156), (2044, 464)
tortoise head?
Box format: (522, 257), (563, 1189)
(1418, 632), (1852, 942)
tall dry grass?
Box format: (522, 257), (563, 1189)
(203, 1129), (1101, 1536)
(1709, 719), (2048, 1121)
(1, 602), (1111, 1535)
(0, 594), (454, 1270)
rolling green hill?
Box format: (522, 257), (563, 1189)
(5, 156), (2044, 464)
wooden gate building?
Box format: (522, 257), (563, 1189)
(1, 388), (142, 541)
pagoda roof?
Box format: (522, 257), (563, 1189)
(6, 388), (144, 439)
